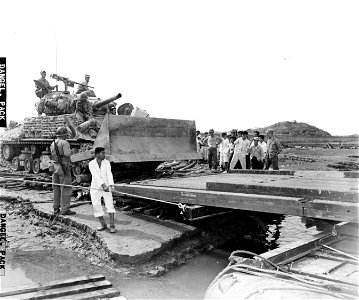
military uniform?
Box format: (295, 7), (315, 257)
(75, 80), (89, 95)
(75, 97), (93, 122)
(51, 138), (72, 213)
(35, 77), (54, 98)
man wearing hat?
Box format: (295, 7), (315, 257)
(50, 127), (76, 215)
(248, 137), (264, 169)
(35, 70), (57, 98)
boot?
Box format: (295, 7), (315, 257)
(109, 213), (116, 233)
(97, 216), (107, 231)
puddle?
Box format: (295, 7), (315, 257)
(1, 216), (321, 299)
(1, 248), (228, 299)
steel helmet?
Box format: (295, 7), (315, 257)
(80, 92), (88, 99)
(56, 126), (68, 137)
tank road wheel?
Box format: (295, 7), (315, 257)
(32, 158), (41, 174)
(12, 156), (23, 171)
(24, 158), (34, 173)
(2, 145), (15, 161)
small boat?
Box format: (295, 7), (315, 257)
(204, 222), (358, 299)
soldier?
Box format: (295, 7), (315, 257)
(76, 74), (96, 96)
(75, 92), (93, 122)
(35, 70), (57, 98)
(51, 127), (76, 215)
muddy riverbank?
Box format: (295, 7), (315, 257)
(1, 196), (320, 299)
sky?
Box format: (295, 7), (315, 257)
(1, 0), (358, 136)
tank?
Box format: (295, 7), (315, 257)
(0, 79), (200, 179)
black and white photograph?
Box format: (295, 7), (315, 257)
(0, 0), (358, 299)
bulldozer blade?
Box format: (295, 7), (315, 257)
(71, 114), (201, 163)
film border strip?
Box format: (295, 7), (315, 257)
(0, 57), (6, 127)
(0, 211), (6, 276)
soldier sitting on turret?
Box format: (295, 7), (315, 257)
(76, 74), (96, 97)
(75, 92), (93, 122)
(35, 70), (58, 98)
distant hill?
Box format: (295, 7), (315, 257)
(251, 121), (332, 137)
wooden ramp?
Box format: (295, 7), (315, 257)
(0, 274), (120, 300)
(115, 171), (359, 223)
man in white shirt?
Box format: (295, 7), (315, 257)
(240, 131), (251, 170)
(219, 132), (231, 173)
(230, 131), (243, 170)
(89, 147), (116, 233)
(258, 134), (267, 166)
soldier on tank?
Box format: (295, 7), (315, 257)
(76, 74), (96, 97)
(51, 127), (76, 215)
(75, 92), (93, 122)
(35, 70), (58, 98)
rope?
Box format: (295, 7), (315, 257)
(0, 176), (185, 209)
(321, 244), (359, 261)
(205, 250), (356, 298)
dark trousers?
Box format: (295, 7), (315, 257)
(208, 148), (218, 170)
(53, 169), (72, 212)
(265, 155), (279, 170)
(251, 157), (263, 170)
(245, 155), (250, 169)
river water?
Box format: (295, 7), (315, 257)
(1, 215), (320, 299)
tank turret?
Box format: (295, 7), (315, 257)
(36, 91), (75, 116)
(91, 93), (122, 116)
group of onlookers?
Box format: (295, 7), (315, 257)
(196, 129), (282, 172)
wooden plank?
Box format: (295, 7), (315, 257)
(115, 184), (358, 222)
(229, 169), (295, 175)
(304, 200), (359, 223)
(115, 184), (304, 216)
(206, 182), (358, 202)
(0, 274), (105, 297)
(344, 171), (359, 178)
(1, 280), (112, 300)
(57, 287), (120, 300)
(260, 223), (353, 265)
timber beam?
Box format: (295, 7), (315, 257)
(114, 184), (358, 223)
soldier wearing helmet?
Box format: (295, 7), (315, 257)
(35, 70), (58, 98)
(75, 92), (93, 122)
(50, 126), (76, 215)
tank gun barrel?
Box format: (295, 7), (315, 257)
(92, 93), (122, 109)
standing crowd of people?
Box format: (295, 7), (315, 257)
(196, 129), (282, 172)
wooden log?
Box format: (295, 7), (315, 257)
(178, 161), (197, 171)
(70, 201), (92, 208)
(1, 280), (112, 300)
(0, 195), (18, 202)
(56, 288), (120, 300)
(0, 274), (105, 297)
(206, 182), (359, 203)
(228, 169), (295, 175)
(114, 184), (358, 223)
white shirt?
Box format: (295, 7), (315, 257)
(221, 138), (230, 154)
(259, 141), (267, 156)
(240, 138), (251, 155)
(233, 137), (243, 153)
(89, 158), (114, 190)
